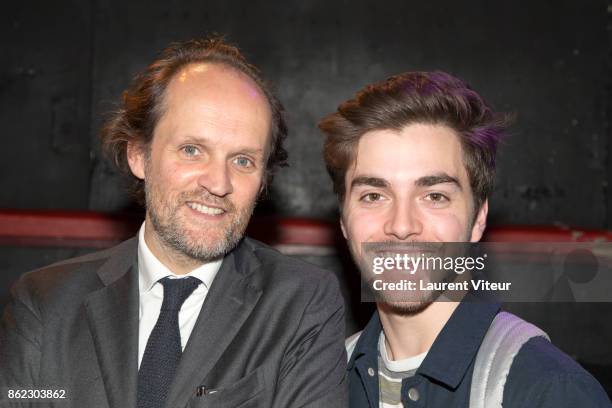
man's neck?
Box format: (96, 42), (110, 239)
(377, 301), (459, 360)
(143, 219), (203, 275)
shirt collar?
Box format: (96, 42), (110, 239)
(379, 331), (427, 372)
(349, 292), (501, 389)
(348, 310), (382, 370)
(137, 222), (223, 293)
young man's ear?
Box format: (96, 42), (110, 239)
(126, 141), (146, 180)
(470, 200), (488, 242)
(340, 216), (348, 240)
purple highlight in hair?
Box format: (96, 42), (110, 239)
(469, 127), (502, 166)
(418, 72), (504, 167)
(320, 69), (512, 212)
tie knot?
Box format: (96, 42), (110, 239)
(159, 277), (201, 311)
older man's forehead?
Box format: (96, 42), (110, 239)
(168, 62), (268, 104)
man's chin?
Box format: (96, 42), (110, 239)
(150, 217), (239, 262)
(373, 287), (438, 316)
(179, 229), (242, 260)
(378, 300), (433, 316)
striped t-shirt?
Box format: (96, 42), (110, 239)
(378, 332), (428, 408)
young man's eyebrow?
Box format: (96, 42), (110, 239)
(415, 173), (462, 190)
(350, 176), (389, 189)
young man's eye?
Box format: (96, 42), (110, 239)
(360, 193), (383, 202)
(425, 192), (449, 203)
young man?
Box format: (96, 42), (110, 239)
(0, 38), (346, 408)
(319, 71), (609, 407)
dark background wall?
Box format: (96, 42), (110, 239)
(1, 0), (610, 227)
(1, 0), (611, 394)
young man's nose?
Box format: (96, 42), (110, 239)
(383, 200), (423, 240)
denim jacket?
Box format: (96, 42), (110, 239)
(347, 297), (610, 407)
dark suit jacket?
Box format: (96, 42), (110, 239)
(0, 237), (347, 407)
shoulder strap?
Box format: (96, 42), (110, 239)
(470, 311), (550, 408)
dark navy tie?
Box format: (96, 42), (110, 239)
(137, 276), (201, 408)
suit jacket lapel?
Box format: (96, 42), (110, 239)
(165, 241), (263, 408)
(84, 238), (140, 408)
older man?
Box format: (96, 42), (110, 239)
(1, 38), (346, 408)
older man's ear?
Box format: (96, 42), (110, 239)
(127, 141), (146, 180)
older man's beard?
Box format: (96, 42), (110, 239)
(145, 183), (256, 263)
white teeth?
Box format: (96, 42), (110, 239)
(187, 202), (224, 215)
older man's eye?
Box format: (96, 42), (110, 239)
(182, 145), (200, 156)
(233, 156), (254, 168)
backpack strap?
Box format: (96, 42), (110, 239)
(470, 311), (550, 408)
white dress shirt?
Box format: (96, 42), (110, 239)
(137, 223), (222, 368)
